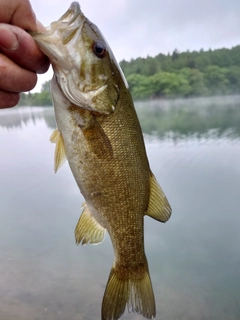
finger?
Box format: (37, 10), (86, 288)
(0, 91), (20, 108)
(0, 24), (49, 74)
(0, 0), (37, 31)
(0, 53), (37, 92)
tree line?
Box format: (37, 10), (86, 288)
(18, 45), (240, 105)
(120, 45), (240, 99)
(18, 80), (52, 106)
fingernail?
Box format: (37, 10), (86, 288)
(0, 25), (19, 51)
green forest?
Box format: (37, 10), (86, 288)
(18, 45), (240, 105)
(18, 81), (52, 106)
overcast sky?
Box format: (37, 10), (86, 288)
(30, 0), (240, 92)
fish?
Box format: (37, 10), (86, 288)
(32, 2), (172, 319)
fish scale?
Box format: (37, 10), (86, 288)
(31, 2), (171, 319)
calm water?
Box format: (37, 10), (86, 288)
(1, 96), (240, 320)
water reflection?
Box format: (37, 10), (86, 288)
(135, 95), (240, 140)
(1, 96), (240, 320)
(0, 106), (56, 131)
(1, 96), (240, 142)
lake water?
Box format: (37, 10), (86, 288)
(0, 96), (240, 320)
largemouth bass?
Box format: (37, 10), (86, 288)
(32, 2), (172, 319)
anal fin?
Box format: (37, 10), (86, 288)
(146, 171), (172, 222)
(75, 202), (106, 245)
(50, 129), (66, 173)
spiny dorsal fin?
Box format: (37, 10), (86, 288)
(146, 171), (172, 222)
(49, 129), (66, 173)
(75, 202), (106, 245)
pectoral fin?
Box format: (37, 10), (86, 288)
(146, 171), (172, 222)
(75, 202), (106, 245)
(50, 129), (66, 173)
(82, 117), (113, 159)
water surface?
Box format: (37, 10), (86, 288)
(1, 96), (240, 320)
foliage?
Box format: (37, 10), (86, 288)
(120, 45), (240, 99)
(18, 80), (52, 106)
(135, 96), (240, 137)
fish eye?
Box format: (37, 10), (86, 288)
(93, 40), (106, 58)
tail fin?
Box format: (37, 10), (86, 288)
(101, 262), (156, 320)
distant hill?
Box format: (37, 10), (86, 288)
(119, 45), (240, 99)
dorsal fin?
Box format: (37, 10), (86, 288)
(49, 129), (67, 173)
(146, 171), (172, 222)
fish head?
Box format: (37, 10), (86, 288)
(32, 1), (127, 114)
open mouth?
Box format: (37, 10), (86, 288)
(45, 1), (85, 44)
(30, 2), (85, 69)
(32, 1), (85, 47)
(49, 2), (83, 33)
(58, 2), (81, 25)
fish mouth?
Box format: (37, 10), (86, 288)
(31, 1), (86, 70)
(49, 1), (83, 34)
(32, 1), (85, 45)
(58, 1), (81, 24)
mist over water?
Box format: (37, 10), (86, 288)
(1, 96), (240, 320)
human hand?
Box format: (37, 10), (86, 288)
(0, 0), (50, 108)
